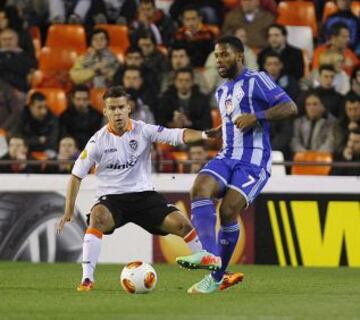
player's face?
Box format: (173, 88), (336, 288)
(104, 96), (131, 131)
(214, 43), (243, 79)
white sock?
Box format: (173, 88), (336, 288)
(184, 229), (203, 253)
(81, 228), (103, 282)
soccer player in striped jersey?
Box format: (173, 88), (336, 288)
(56, 86), (221, 292)
(177, 36), (298, 293)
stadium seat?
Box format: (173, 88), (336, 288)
(223, 0), (240, 9)
(90, 88), (106, 113)
(38, 47), (78, 72)
(291, 151), (333, 175)
(171, 151), (188, 173)
(277, 1), (318, 37)
(211, 109), (222, 128)
(286, 26), (314, 59)
(46, 24), (87, 53)
(28, 88), (67, 116)
(271, 150), (286, 176)
(95, 24), (130, 53)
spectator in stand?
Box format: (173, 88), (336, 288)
(0, 28), (37, 93)
(127, 88), (155, 124)
(263, 52), (299, 100)
(161, 43), (209, 94)
(291, 91), (337, 153)
(136, 31), (167, 92)
(130, 0), (177, 46)
(121, 66), (158, 120)
(222, 0), (275, 49)
(313, 22), (359, 77)
(113, 46), (157, 97)
(332, 128), (360, 176)
(173, 5), (216, 67)
(312, 51), (350, 95)
(45, 136), (79, 174)
(70, 28), (120, 88)
(187, 143), (208, 173)
(170, 0), (224, 25)
(298, 64), (345, 118)
(60, 85), (102, 150)
(48, 0), (91, 23)
(13, 91), (59, 154)
(0, 135), (32, 173)
(91, 0), (138, 25)
(0, 79), (25, 132)
(322, 0), (360, 55)
(349, 64), (360, 98)
(204, 26), (258, 94)
(159, 67), (212, 130)
(334, 93), (360, 155)
(0, 6), (35, 57)
(258, 24), (304, 81)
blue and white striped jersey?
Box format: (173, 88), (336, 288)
(215, 68), (292, 173)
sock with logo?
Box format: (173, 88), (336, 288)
(82, 227), (103, 282)
(191, 198), (217, 255)
(212, 221), (240, 282)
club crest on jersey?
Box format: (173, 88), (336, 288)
(129, 139), (138, 151)
(225, 98), (234, 115)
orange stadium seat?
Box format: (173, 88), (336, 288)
(223, 0), (240, 9)
(28, 88), (67, 116)
(46, 24), (87, 53)
(95, 24), (130, 53)
(277, 1), (318, 37)
(90, 88), (106, 113)
(291, 151), (333, 175)
(38, 47), (78, 72)
(171, 151), (189, 173)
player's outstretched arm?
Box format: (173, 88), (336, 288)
(56, 174), (82, 234)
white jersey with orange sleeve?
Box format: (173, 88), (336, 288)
(72, 120), (185, 197)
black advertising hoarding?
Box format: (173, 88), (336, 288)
(255, 194), (360, 267)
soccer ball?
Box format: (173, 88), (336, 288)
(120, 261), (157, 294)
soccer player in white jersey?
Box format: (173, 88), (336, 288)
(56, 86), (221, 292)
(177, 36), (298, 293)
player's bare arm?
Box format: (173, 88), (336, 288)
(56, 174), (82, 234)
(234, 101), (298, 131)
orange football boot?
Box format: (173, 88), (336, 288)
(77, 278), (94, 292)
(219, 272), (244, 291)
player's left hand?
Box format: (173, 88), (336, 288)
(233, 114), (257, 131)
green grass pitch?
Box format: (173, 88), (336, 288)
(0, 262), (359, 320)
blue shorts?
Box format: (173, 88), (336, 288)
(200, 158), (269, 206)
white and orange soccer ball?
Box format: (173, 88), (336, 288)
(120, 261), (157, 294)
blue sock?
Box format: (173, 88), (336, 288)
(212, 221), (240, 282)
(191, 198), (217, 255)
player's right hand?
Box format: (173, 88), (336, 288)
(56, 213), (72, 234)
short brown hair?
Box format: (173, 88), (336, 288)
(103, 86), (129, 101)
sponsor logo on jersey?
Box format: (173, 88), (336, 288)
(104, 148), (117, 153)
(129, 139), (138, 151)
(106, 157), (138, 170)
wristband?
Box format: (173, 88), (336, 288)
(255, 111), (266, 120)
(201, 131), (208, 139)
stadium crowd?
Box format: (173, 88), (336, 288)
(0, 0), (359, 175)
